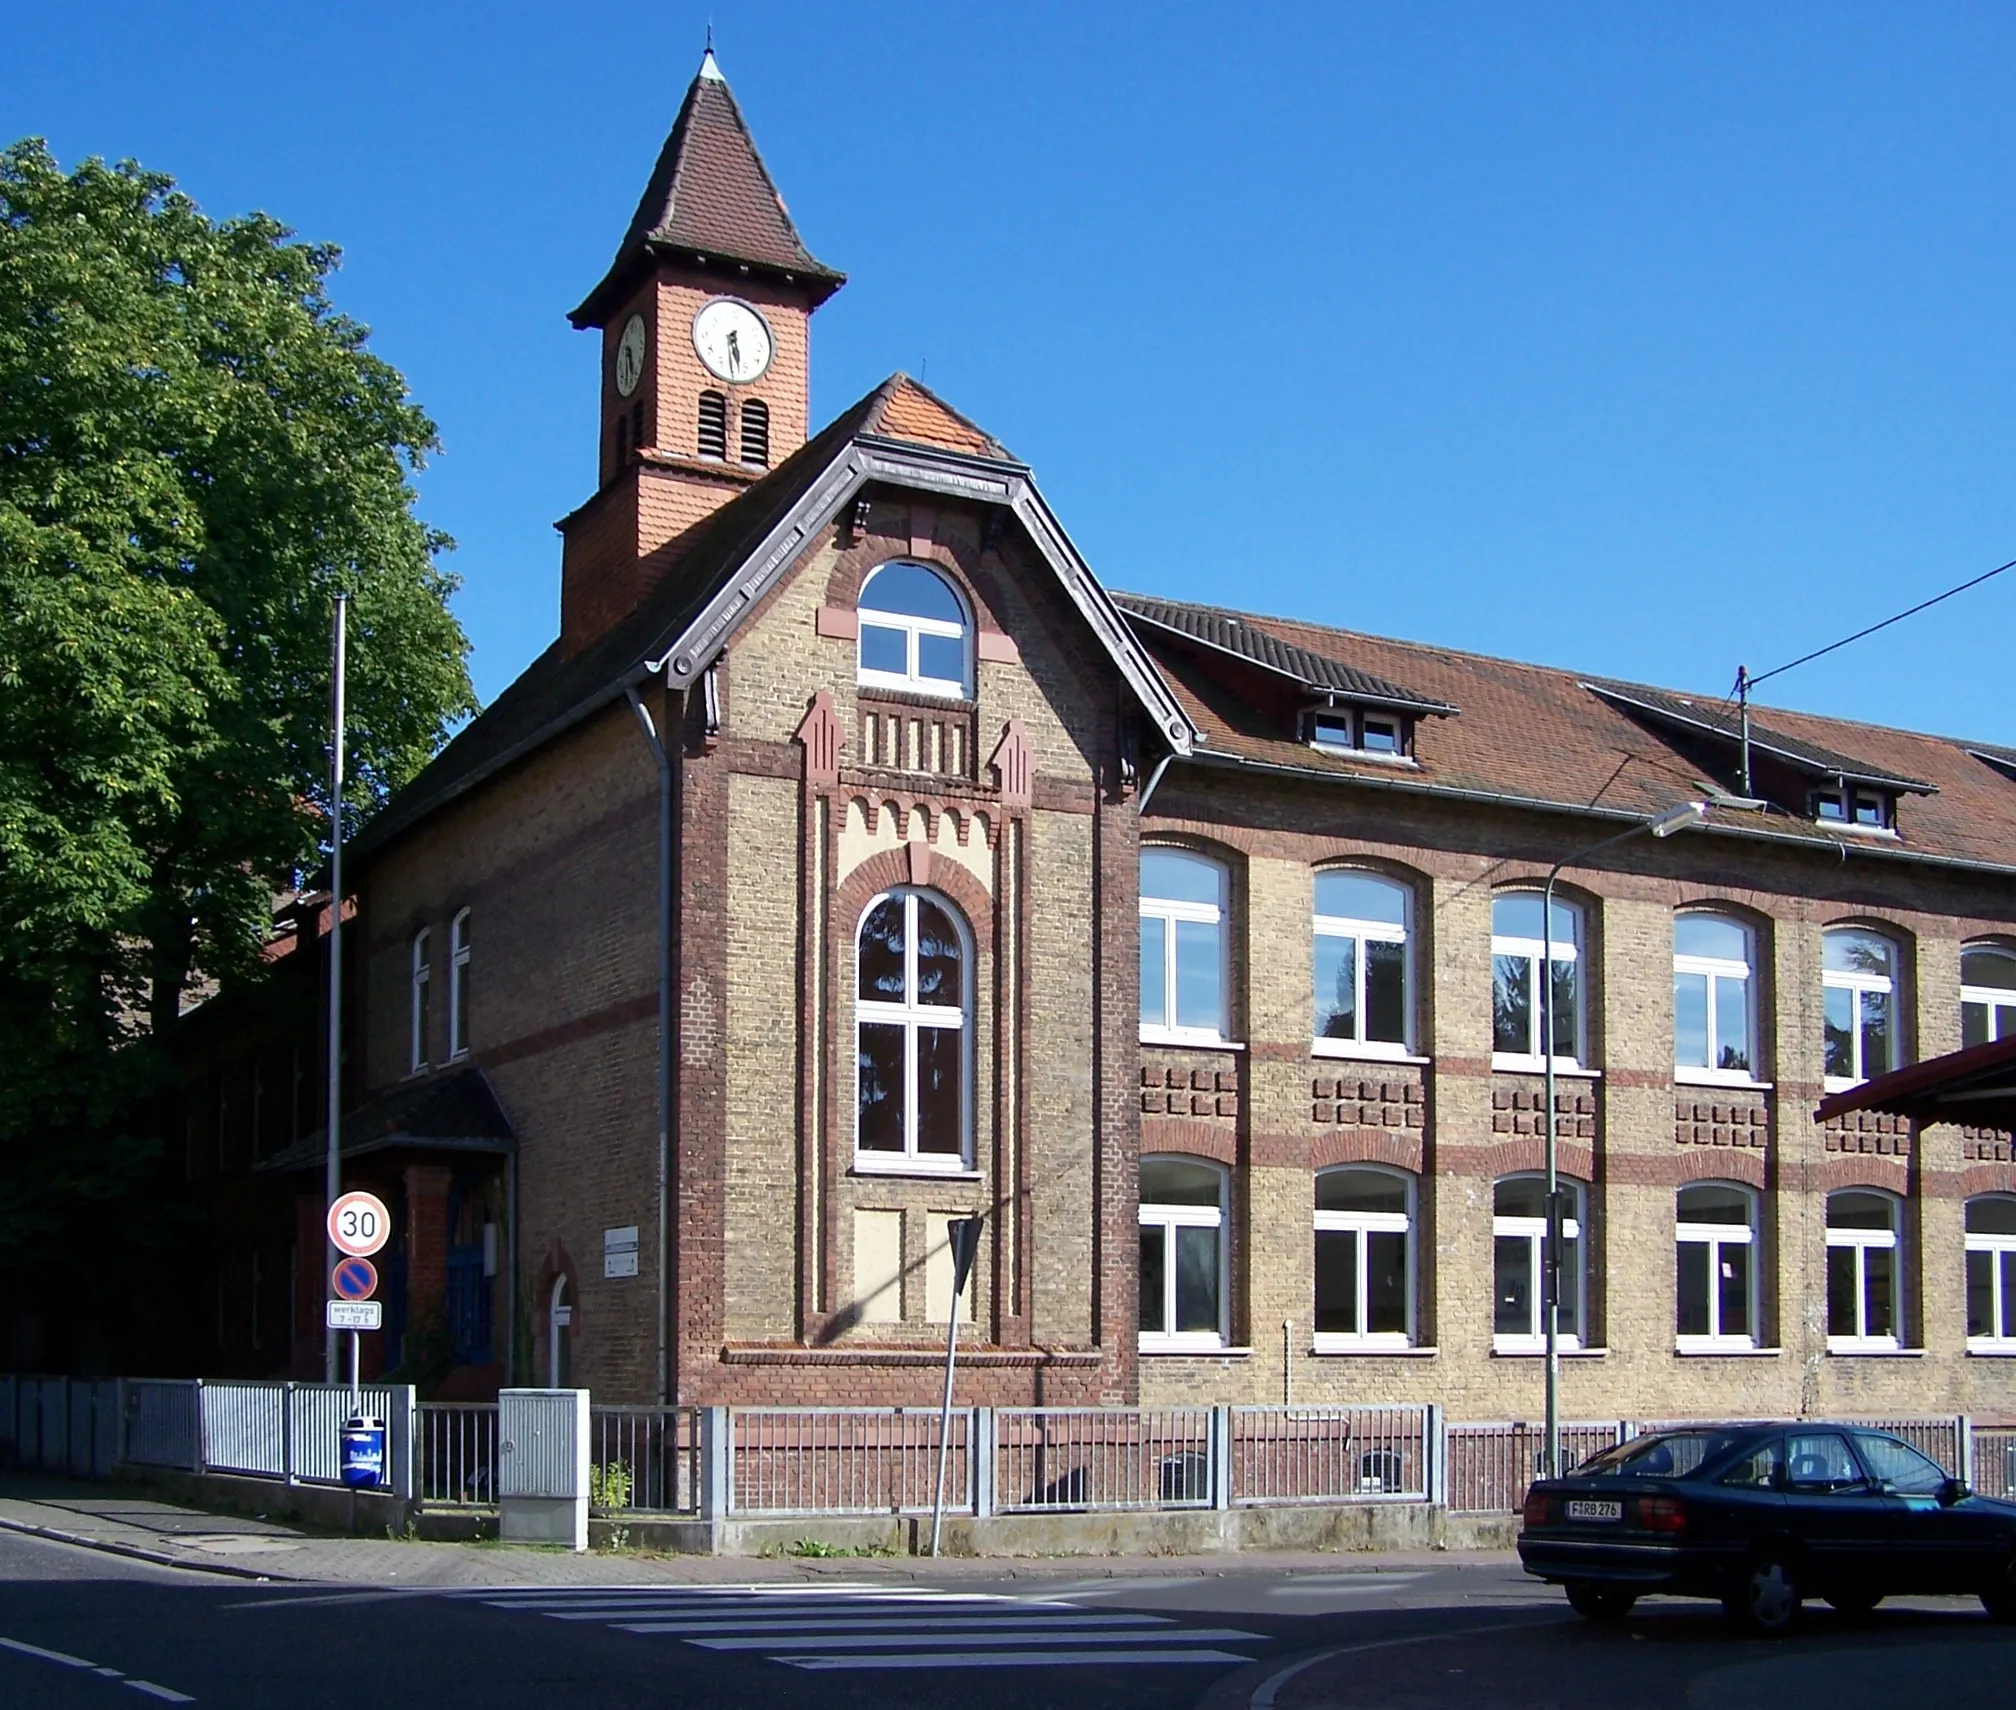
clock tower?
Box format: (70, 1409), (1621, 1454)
(559, 49), (844, 656)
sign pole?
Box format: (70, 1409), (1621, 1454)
(930, 1215), (983, 1559)
(349, 1329), (360, 1405)
(323, 593), (348, 1385)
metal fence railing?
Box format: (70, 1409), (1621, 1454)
(1845, 1416), (1963, 1474)
(730, 1406), (967, 1516)
(993, 1406), (1214, 1512)
(590, 1405), (701, 1515)
(1974, 1426), (2016, 1499)
(1446, 1421), (1630, 1514)
(0, 1377), (121, 1479)
(419, 1403), (498, 1506)
(1231, 1405), (1435, 1505)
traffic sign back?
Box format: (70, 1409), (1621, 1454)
(328, 1190), (391, 1258)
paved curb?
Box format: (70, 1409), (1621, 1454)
(0, 1512), (305, 1583)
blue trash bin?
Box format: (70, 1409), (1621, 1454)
(341, 1415), (385, 1489)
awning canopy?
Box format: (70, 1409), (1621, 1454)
(1814, 1034), (2016, 1132)
(257, 1066), (514, 1175)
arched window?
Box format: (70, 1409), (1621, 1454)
(1675, 1182), (1756, 1349)
(1492, 892), (1584, 1067)
(1674, 912), (1757, 1081)
(1826, 1189), (1901, 1350)
(1493, 1175), (1584, 1351)
(854, 888), (969, 1170)
(1140, 849), (1229, 1043)
(1313, 871), (1412, 1055)
(739, 397), (770, 468)
(697, 390), (728, 460)
(449, 908), (471, 1059)
(1965, 1195), (2016, 1348)
(1823, 927), (1897, 1088)
(1138, 1157), (1227, 1349)
(1314, 1167), (1415, 1348)
(409, 929), (432, 1073)
(856, 562), (971, 698)
(1962, 945), (2016, 1048)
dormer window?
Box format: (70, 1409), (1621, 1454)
(1814, 787), (1891, 830)
(1307, 707), (1408, 758)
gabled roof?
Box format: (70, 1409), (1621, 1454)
(1585, 680), (1936, 795)
(1114, 593), (1457, 716)
(348, 376), (1191, 866)
(1969, 743), (2016, 785)
(571, 52), (844, 328)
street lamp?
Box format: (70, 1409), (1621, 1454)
(1540, 799), (1708, 1478)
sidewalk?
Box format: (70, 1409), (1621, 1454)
(0, 1473), (1514, 1589)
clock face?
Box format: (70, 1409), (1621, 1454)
(614, 314), (648, 398)
(692, 297), (774, 384)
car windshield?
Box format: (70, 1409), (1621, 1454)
(1575, 1431), (1745, 1480)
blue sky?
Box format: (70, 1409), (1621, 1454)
(12, 2), (2016, 742)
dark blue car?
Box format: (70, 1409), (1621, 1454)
(1517, 1422), (2016, 1634)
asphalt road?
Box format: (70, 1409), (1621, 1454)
(2, 1528), (2013, 1710)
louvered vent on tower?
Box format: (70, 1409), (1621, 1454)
(740, 398), (770, 468)
(697, 391), (728, 460)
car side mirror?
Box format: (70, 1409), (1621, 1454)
(1938, 1477), (1970, 1508)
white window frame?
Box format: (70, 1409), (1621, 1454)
(1138, 1158), (1228, 1352)
(1312, 871), (1414, 1060)
(448, 907), (471, 1060)
(1965, 1196), (2016, 1350)
(1674, 1183), (1758, 1351)
(1140, 850), (1231, 1046)
(1962, 945), (2016, 1048)
(855, 562), (972, 700)
(853, 887), (972, 1174)
(1491, 894), (1586, 1071)
(1822, 928), (1898, 1092)
(1815, 786), (1892, 830)
(1492, 1175), (1584, 1353)
(409, 929), (432, 1074)
(1673, 912), (1760, 1086)
(1826, 1190), (1902, 1352)
(1307, 707), (1408, 759)
(1312, 1166), (1416, 1352)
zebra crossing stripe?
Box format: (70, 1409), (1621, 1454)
(688, 1627), (1262, 1652)
(789, 1649), (1258, 1670)
(611, 1613), (1168, 1634)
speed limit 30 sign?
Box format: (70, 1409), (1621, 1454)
(327, 1190), (392, 1258)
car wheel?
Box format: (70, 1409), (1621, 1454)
(1724, 1553), (1801, 1637)
(1980, 1559), (2016, 1624)
(1823, 1588), (1883, 1618)
(1565, 1581), (1638, 1622)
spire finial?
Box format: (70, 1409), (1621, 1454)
(698, 28), (724, 82)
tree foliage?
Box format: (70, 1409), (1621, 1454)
(0, 138), (475, 1282)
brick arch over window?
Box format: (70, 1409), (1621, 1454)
(1814, 1155), (1911, 1195)
(1476, 1136), (1595, 1181)
(821, 527), (1021, 656)
(1139, 1120), (1238, 1166)
(834, 845), (994, 954)
(1311, 1128), (1425, 1174)
(1675, 1150), (1768, 1190)
(1959, 1162), (2016, 1198)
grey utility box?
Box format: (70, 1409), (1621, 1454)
(497, 1388), (589, 1551)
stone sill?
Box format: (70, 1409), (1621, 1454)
(1674, 1345), (1783, 1358)
(1311, 1043), (1433, 1067)
(1308, 1344), (1439, 1359)
(1491, 1347), (1610, 1360)
(1141, 1034), (1246, 1052)
(1967, 1347), (2016, 1358)
(1674, 1071), (1773, 1092)
(849, 1164), (984, 1183)
(1137, 1345), (1254, 1360)
(1493, 1060), (1603, 1080)
(1825, 1345), (1924, 1359)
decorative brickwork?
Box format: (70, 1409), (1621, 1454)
(1141, 1054), (1240, 1120)
(1311, 1071), (1425, 1128)
(1822, 1109), (1911, 1156)
(1674, 1092), (1771, 1150)
(1963, 1125), (2015, 1163)
(1489, 1078), (1595, 1139)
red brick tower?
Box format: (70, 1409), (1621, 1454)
(559, 49), (844, 656)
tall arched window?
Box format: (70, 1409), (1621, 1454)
(856, 562), (972, 698)
(1492, 892), (1584, 1067)
(449, 908), (472, 1059)
(1675, 1182), (1756, 1349)
(1140, 849), (1229, 1043)
(1313, 870), (1412, 1056)
(855, 888), (969, 1170)
(1966, 1195), (2016, 1348)
(739, 397), (770, 467)
(1674, 912), (1757, 1081)
(1962, 945), (2016, 1047)
(409, 929), (432, 1074)
(1314, 1166), (1415, 1349)
(1493, 1175), (1584, 1351)
(697, 390), (728, 460)
(1826, 1189), (1901, 1350)
(1138, 1157), (1227, 1349)
(1823, 927), (1897, 1088)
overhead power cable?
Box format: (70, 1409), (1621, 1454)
(1747, 555), (2016, 690)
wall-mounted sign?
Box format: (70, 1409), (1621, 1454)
(603, 1226), (640, 1279)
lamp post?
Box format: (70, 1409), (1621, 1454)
(1540, 800), (1708, 1478)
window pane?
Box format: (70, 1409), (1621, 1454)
(1139, 1226), (1167, 1335)
(1494, 1177), (1548, 1219)
(1174, 918), (1222, 1031)
(1142, 850), (1222, 905)
(1863, 1243), (1895, 1339)
(1823, 985), (1855, 1079)
(1315, 871), (1407, 926)
(1314, 1228), (1358, 1334)
(1493, 954), (1532, 1054)
(1310, 712), (1352, 748)
(859, 898), (906, 1001)
(1560, 1234), (1582, 1339)
(1366, 1230), (1409, 1334)
(1824, 930), (1892, 977)
(1675, 971), (1710, 1068)
(1967, 1250), (1994, 1337)
(1678, 1184), (1751, 1225)
(1317, 1168), (1409, 1215)
(856, 1024), (906, 1150)
(1173, 1225), (1220, 1334)
(1853, 1433), (1946, 1496)
(1141, 1157), (1223, 1207)
(917, 631), (965, 685)
(1827, 1245), (1858, 1337)
(1494, 1235), (1533, 1336)
(1548, 959), (1578, 1061)
(2005, 1252), (2016, 1338)
(1963, 947), (2016, 990)
(1853, 794), (1885, 827)
(1365, 939), (1407, 1044)
(1966, 1197), (2016, 1235)
(1786, 1434), (1862, 1490)
(914, 1025), (962, 1153)
(1360, 717), (1401, 754)
(1714, 976), (1751, 1073)
(1494, 893), (1576, 943)
(1964, 1001), (1991, 1048)
(859, 623), (907, 676)
(1828, 1191), (1894, 1231)
(1718, 1241), (1750, 1340)
(1140, 916), (1167, 1028)
(1676, 915), (1748, 961)
(1860, 987), (1892, 1078)
(1314, 933), (1357, 1039)
(1677, 1240), (1711, 1336)
(861, 562), (964, 622)
(913, 899), (962, 1007)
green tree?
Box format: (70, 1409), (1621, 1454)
(0, 139), (475, 1290)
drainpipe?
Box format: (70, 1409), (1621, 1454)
(626, 684), (675, 1406)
